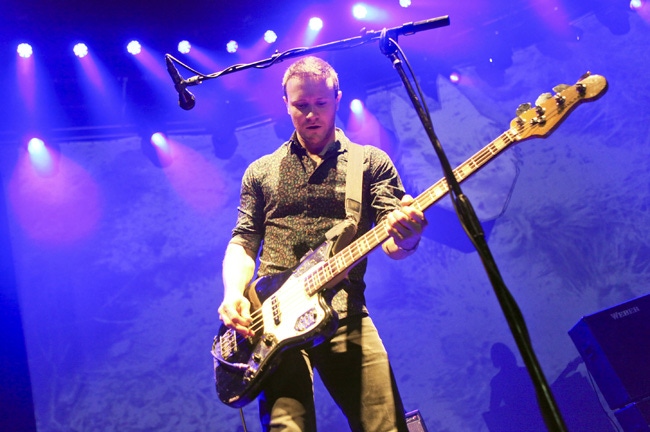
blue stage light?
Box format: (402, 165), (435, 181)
(127, 40), (142, 55)
(73, 43), (89, 58)
(178, 40), (191, 54)
(17, 43), (33, 58)
(264, 30), (278, 44)
(226, 40), (239, 53)
(308, 17), (323, 31)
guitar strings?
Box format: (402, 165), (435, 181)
(222, 132), (509, 349)
(224, 132), (518, 350)
(224, 224), (390, 350)
(225, 245), (363, 346)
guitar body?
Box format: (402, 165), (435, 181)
(212, 241), (340, 408)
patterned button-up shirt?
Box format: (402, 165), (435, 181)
(230, 129), (405, 318)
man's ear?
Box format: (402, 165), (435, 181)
(335, 90), (342, 111)
(283, 96), (289, 114)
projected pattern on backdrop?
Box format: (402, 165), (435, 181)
(1, 9), (650, 432)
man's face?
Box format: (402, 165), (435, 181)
(284, 75), (341, 153)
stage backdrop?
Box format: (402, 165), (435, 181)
(2, 10), (650, 432)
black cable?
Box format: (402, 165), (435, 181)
(239, 407), (248, 432)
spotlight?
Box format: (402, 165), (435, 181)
(399, 0), (412, 7)
(27, 137), (45, 155)
(17, 43), (33, 58)
(352, 4), (368, 20)
(630, 0), (643, 9)
(127, 40), (142, 55)
(264, 30), (278, 44)
(151, 132), (168, 148)
(178, 40), (191, 54)
(141, 132), (173, 167)
(73, 43), (89, 58)
(449, 72), (460, 83)
(226, 40), (239, 53)
(26, 137), (58, 177)
(350, 99), (364, 115)
(350, 4), (387, 21)
(308, 17), (323, 31)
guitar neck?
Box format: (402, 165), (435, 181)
(304, 72), (608, 296)
(411, 129), (519, 213)
(303, 128), (520, 296)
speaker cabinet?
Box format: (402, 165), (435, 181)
(405, 410), (429, 432)
(569, 294), (650, 411)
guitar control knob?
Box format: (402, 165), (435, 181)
(253, 354), (262, 363)
(531, 116), (547, 126)
(243, 369), (254, 382)
(535, 92), (552, 106)
(516, 103), (532, 116)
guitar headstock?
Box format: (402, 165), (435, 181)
(510, 72), (608, 140)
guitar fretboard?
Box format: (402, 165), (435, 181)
(301, 73), (607, 297)
(302, 128), (518, 297)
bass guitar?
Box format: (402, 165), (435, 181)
(212, 72), (608, 408)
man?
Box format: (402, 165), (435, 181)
(218, 56), (427, 431)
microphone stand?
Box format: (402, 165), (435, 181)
(376, 28), (567, 432)
(165, 16), (452, 94)
(167, 16), (567, 431)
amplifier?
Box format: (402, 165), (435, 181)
(569, 294), (650, 410)
(406, 409), (429, 432)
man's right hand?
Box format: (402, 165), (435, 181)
(218, 294), (255, 337)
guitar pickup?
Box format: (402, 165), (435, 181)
(295, 308), (318, 332)
(271, 296), (281, 325)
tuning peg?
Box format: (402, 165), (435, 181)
(552, 84), (570, 93)
(516, 102), (532, 116)
(579, 71), (592, 80)
(535, 92), (553, 106)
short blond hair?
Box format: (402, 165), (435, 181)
(282, 56), (340, 98)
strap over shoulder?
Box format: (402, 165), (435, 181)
(325, 142), (364, 255)
(345, 142), (363, 225)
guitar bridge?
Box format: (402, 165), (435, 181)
(218, 329), (238, 359)
(211, 335), (249, 371)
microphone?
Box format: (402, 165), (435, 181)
(400, 16), (450, 36)
(165, 56), (196, 110)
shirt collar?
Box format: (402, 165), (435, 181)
(287, 128), (350, 157)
